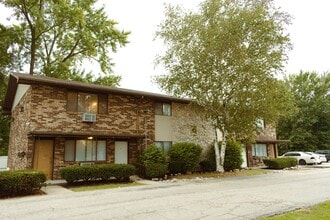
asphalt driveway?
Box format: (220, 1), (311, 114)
(1, 167), (330, 220)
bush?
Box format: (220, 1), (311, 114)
(168, 142), (202, 174)
(0, 170), (47, 197)
(223, 139), (243, 171)
(200, 139), (243, 172)
(140, 145), (168, 179)
(60, 164), (135, 184)
(263, 158), (297, 169)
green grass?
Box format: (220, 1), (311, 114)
(259, 201), (330, 220)
(67, 182), (144, 192)
(173, 169), (270, 179)
(65, 169), (269, 192)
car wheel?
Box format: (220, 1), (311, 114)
(299, 159), (306, 165)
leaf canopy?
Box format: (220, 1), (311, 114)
(155, 0), (292, 140)
(1, 0), (130, 86)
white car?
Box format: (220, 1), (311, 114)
(306, 152), (327, 164)
(279, 151), (317, 165)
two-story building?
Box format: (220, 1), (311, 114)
(3, 73), (282, 179)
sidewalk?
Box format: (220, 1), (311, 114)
(42, 180), (73, 195)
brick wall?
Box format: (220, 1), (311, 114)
(8, 85), (156, 178)
(27, 85), (155, 137)
(7, 88), (32, 170)
(172, 103), (215, 151)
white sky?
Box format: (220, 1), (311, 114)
(1, 0), (330, 93)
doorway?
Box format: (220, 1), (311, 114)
(115, 141), (128, 164)
(33, 140), (54, 179)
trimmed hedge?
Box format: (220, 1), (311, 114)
(200, 139), (243, 172)
(168, 142), (202, 174)
(140, 145), (168, 179)
(0, 170), (47, 197)
(263, 158), (298, 169)
(60, 164), (135, 184)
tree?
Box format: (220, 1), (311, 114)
(0, 24), (23, 155)
(277, 71), (330, 152)
(155, 0), (292, 172)
(1, 0), (130, 85)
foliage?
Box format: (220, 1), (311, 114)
(140, 145), (168, 179)
(168, 142), (202, 174)
(155, 0), (292, 172)
(1, 0), (130, 85)
(0, 73), (10, 155)
(200, 139), (243, 172)
(0, 170), (46, 198)
(0, 24), (21, 155)
(263, 158), (297, 169)
(277, 71), (330, 152)
(60, 164), (135, 184)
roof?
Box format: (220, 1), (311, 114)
(2, 73), (190, 113)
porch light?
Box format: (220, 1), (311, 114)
(87, 136), (93, 140)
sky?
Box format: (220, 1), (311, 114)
(1, 0), (330, 93)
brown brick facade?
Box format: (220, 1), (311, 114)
(8, 85), (155, 179)
(6, 74), (281, 179)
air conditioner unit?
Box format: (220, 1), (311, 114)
(82, 113), (96, 122)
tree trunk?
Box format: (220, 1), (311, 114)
(29, 27), (36, 75)
(214, 128), (222, 172)
(219, 128), (227, 172)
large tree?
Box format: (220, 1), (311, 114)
(155, 0), (292, 172)
(1, 0), (130, 85)
(0, 24), (23, 155)
(277, 71), (330, 153)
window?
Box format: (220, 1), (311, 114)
(64, 139), (106, 162)
(155, 141), (172, 153)
(155, 102), (171, 116)
(256, 118), (265, 130)
(252, 143), (267, 157)
(67, 92), (108, 114)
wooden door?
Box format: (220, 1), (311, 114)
(33, 140), (54, 179)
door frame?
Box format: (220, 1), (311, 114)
(33, 139), (54, 179)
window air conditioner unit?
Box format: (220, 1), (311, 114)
(82, 113), (96, 122)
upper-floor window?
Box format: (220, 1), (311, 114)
(67, 92), (108, 114)
(256, 118), (265, 130)
(155, 102), (171, 116)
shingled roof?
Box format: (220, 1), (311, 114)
(2, 73), (190, 113)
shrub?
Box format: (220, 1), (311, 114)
(168, 142), (202, 174)
(223, 139), (243, 171)
(200, 139), (243, 172)
(140, 145), (168, 179)
(263, 158), (297, 169)
(60, 164), (135, 184)
(0, 170), (46, 197)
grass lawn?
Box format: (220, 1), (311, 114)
(67, 182), (144, 192)
(64, 169), (270, 192)
(259, 201), (330, 220)
(173, 168), (270, 179)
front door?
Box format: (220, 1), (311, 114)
(115, 141), (128, 164)
(33, 140), (54, 179)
